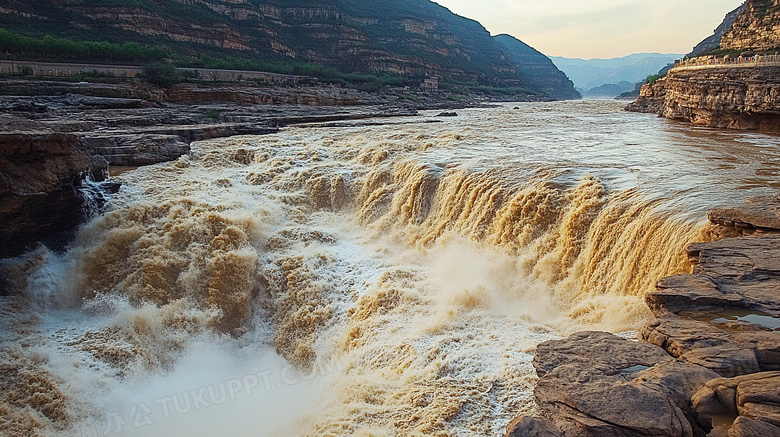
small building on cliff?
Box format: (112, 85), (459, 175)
(421, 76), (439, 91)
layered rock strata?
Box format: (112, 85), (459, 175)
(627, 1), (780, 132)
(508, 197), (780, 437)
(0, 0), (579, 98)
(626, 67), (780, 132)
(720, 0), (780, 52)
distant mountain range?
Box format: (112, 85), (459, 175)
(0, 0), (578, 99)
(551, 53), (683, 97)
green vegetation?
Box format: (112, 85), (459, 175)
(204, 108), (222, 120)
(0, 19), (543, 96)
(0, 28), (170, 64)
(0, 28), (413, 90)
(0, 0), (572, 97)
(141, 62), (184, 87)
(17, 65), (32, 76)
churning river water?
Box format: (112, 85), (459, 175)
(3, 100), (780, 437)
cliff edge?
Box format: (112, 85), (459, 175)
(627, 0), (780, 132)
(627, 66), (780, 132)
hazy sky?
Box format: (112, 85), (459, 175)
(432, 0), (746, 59)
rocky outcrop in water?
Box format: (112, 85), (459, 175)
(626, 67), (780, 132)
(0, 116), (99, 259)
(508, 198), (780, 437)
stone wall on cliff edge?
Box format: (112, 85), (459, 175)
(627, 0), (780, 132)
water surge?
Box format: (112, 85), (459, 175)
(3, 101), (780, 436)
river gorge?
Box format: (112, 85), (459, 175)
(2, 100), (780, 436)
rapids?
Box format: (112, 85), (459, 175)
(3, 100), (780, 436)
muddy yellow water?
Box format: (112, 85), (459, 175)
(3, 100), (780, 436)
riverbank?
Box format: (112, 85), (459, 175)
(508, 197), (780, 437)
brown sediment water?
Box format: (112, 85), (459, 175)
(3, 100), (780, 436)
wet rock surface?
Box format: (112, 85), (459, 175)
(692, 371), (780, 436)
(641, 229), (780, 376)
(0, 115), (97, 258)
(509, 199), (780, 436)
(708, 196), (780, 238)
(533, 332), (717, 437)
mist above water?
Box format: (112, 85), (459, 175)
(3, 100), (780, 436)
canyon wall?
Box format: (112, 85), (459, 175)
(0, 0), (578, 98)
(627, 67), (780, 132)
(0, 116), (100, 259)
(627, 0), (780, 132)
(720, 0), (780, 51)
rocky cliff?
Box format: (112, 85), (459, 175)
(689, 3), (747, 57)
(721, 0), (780, 51)
(627, 1), (780, 132)
(493, 34), (580, 100)
(0, 0), (578, 98)
(627, 67), (780, 132)
(0, 116), (103, 259)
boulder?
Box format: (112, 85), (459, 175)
(533, 332), (718, 437)
(729, 417), (780, 437)
(692, 372), (780, 435)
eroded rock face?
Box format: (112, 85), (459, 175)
(708, 196), (780, 238)
(532, 332), (718, 437)
(626, 66), (780, 133)
(0, 116), (98, 259)
(625, 78), (666, 115)
(689, 3), (748, 57)
(0, 1), (578, 97)
(641, 315), (778, 377)
(729, 417), (780, 437)
(642, 233), (780, 377)
(692, 372), (780, 436)
(720, 0), (780, 52)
